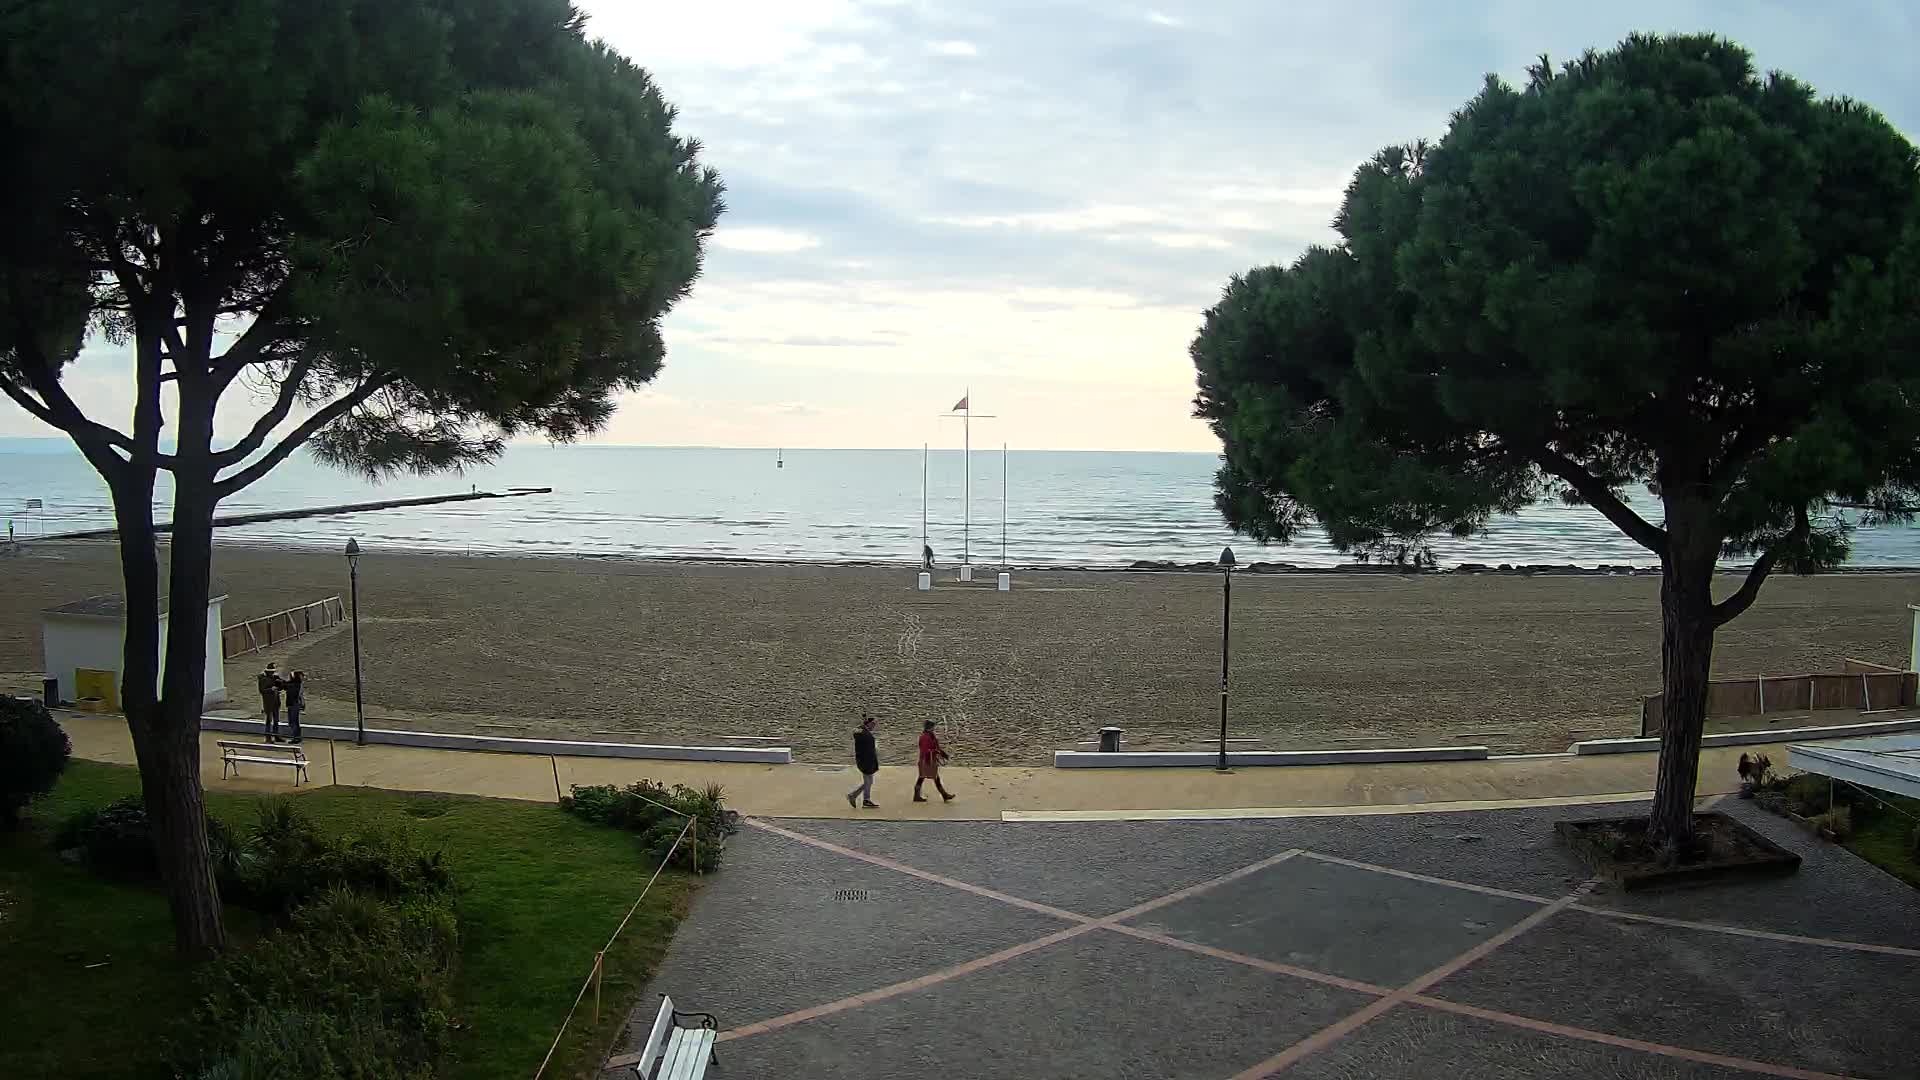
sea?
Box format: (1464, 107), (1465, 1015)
(4, 438), (1920, 569)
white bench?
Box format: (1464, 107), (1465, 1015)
(632, 995), (717, 1080)
(218, 740), (311, 785)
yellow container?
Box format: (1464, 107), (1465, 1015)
(74, 668), (119, 712)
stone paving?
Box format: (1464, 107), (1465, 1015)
(609, 800), (1920, 1079)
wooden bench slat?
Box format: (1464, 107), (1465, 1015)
(661, 1028), (713, 1080)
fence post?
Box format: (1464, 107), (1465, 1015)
(592, 951), (604, 1024)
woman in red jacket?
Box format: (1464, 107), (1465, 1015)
(914, 718), (955, 803)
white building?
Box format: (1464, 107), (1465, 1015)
(42, 587), (228, 710)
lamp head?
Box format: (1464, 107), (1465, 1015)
(1218, 546), (1236, 569)
(345, 537), (361, 568)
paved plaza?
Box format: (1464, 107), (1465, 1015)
(612, 800), (1920, 1079)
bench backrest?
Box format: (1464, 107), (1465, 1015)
(634, 995), (675, 1077)
(217, 740), (304, 757)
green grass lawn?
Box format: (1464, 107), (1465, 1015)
(1844, 793), (1920, 890)
(0, 761), (699, 1080)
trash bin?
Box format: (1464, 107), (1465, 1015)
(43, 676), (59, 707)
(1098, 726), (1124, 753)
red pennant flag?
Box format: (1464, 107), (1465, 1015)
(952, 394), (969, 412)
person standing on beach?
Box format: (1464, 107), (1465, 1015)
(258, 663), (283, 741)
(284, 670), (306, 743)
(846, 714), (880, 809)
(922, 543), (935, 570)
(914, 718), (955, 803)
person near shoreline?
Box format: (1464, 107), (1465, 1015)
(258, 663), (283, 741)
(914, 718), (955, 803)
(284, 670), (306, 743)
(846, 714), (880, 809)
(922, 543), (935, 570)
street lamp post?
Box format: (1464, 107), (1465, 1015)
(345, 538), (365, 746)
(1217, 546), (1235, 771)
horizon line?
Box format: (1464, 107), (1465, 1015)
(0, 435), (1224, 456)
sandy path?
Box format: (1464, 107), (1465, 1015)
(4, 542), (1915, 764)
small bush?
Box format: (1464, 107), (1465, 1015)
(56, 796), (158, 875)
(230, 800), (450, 916)
(192, 887), (459, 1079)
(1810, 804), (1854, 841)
(1910, 822), (1919, 861)
(0, 695), (70, 826)
(1785, 774), (1831, 817)
(561, 780), (734, 871)
(198, 1006), (426, 1080)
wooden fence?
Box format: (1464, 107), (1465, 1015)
(222, 597), (346, 659)
(1640, 659), (1917, 736)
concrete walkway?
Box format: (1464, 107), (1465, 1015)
(58, 710), (1797, 820)
(613, 801), (1920, 1079)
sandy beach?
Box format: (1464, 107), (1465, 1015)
(4, 541), (1917, 764)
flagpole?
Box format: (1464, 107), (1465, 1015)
(921, 442), (928, 556)
(963, 387), (970, 566)
(1002, 442), (1008, 567)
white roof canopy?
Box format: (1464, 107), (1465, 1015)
(1789, 733), (1920, 800)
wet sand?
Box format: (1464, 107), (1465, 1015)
(4, 542), (1915, 764)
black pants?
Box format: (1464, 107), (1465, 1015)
(286, 705), (302, 742)
(264, 701), (281, 739)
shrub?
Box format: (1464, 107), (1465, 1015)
(1810, 804), (1854, 842)
(229, 800), (449, 916)
(192, 887), (458, 1079)
(1910, 822), (1919, 861)
(1785, 774), (1831, 817)
(0, 695), (70, 826)
(560, 780), (734, 871)
(198, 1006), (428, 1080)
(56, 796), (158, 875)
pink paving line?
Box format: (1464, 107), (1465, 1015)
(746, 817), (1092, 923)
(1306, 851), (1920, 961)
(1295, 851), (1553, 903)
(1228, 889), (1590, 1079)
(718, 921), (1095, 1043)
(1409, 997), (1853, 1080)
(717, 835), (1309, 1044)
(1568, 904), (1920, 959)
(1108, 925), (1393, 997)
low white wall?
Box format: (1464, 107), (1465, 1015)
(1054, 746), (1489, 769)
(1571, 715), (1920, 755)
(200, 715), (793, 764)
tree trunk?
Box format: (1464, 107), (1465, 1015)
(1648, 497), (1720, 853)
(146, 370), (228, 956)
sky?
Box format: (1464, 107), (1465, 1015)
(6, 1), (1919, 452)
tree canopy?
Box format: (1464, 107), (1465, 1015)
(1193, 32), (1920, 846)
(0, 0), (723, 952)
(0, 0), (723, 484)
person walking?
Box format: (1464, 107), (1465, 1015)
(922, 543), (935, 570)
(284, 670), (306, 743)
(258, 663), (284, 742)
(846, 714), (881, 809)
(914, 718), (954, 803)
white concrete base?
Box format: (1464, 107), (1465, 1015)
(1570, 715), (1920, 755)
(199, 716), (793, 764)
(959, 564), (974, 581)
(1053, 746), (1489, 768)
(916, 572), (932, 591)
(997, 572), (1011, 591)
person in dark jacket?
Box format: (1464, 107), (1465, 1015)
(284, 670), (306, 743)
(258, 663), (283, 741)
(846, 714), (881, 808)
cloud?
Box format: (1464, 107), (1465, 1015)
(12, 1), (1920, 454)
(710, 226), (823, 253)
